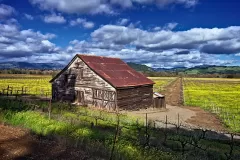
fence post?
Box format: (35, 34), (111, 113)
(227, 112), (230, 125)
(232, 115), (235, 128)
(178, 113), (180, 127)
(110, 114), (120, 160)
(165, 115), (168, 129)
(48, 99), (52, 120)
(145, 113), (149, 146)
(7, 85), (9, 96)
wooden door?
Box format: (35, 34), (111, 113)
(76, 91), (84, 104)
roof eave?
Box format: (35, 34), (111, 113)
(115, 83), (154, 89)
(49, 55), (78, 83)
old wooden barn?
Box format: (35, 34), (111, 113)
(50, 54), (154, 110)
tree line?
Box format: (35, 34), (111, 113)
(0, 69), (60, 76)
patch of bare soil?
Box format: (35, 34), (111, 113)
(0, 124), (93, 160)
(184, 106), (227, 131)
(159, 77), (226, 131)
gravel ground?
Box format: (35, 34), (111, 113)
(122, 105), (196, 127)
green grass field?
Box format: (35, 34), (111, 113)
(1, 97), (240, 160)
(183, 78), (240, 132)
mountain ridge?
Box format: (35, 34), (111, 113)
(0, 62), (64, 70)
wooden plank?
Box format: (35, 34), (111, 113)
(117, 85), (153, 110)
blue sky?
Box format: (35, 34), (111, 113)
(0, 0), (240, 68)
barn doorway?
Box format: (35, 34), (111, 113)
(76, 91), (84, 104)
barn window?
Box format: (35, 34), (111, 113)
(93, 89), (97, 98)
(92, 89), (115, 101)
(76, 91), (84, 103)
(68, 74), (76, 87)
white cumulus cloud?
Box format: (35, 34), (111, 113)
(91, 25), (240, 54)
(64, 24), (240, 68)
(70, 18), (95, 29)
(0, 22), (59, 58)
(0, 4), (16, 18)
(29, 0), (114, 14)
(43, 13), (66, 24)
(29, 0), (198, 15)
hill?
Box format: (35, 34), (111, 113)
(0, 62), (64, 70)
(180, 65), (240, 74)
(127, 62), (153, 72)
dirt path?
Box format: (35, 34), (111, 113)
(161, 78), (183, 106)
(0, 124), (93, 160)
(156, 77), (227, 131)
(123, 105), (196, 126)
(184, 106), (227, 131)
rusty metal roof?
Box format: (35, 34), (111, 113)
(78, 54), (154, 88)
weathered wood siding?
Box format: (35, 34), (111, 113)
(117, 85), (153, 110)
(52, 57), (116, 110)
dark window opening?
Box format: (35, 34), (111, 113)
(78, 69), (83, 80)
(64, 74), (68, 86)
